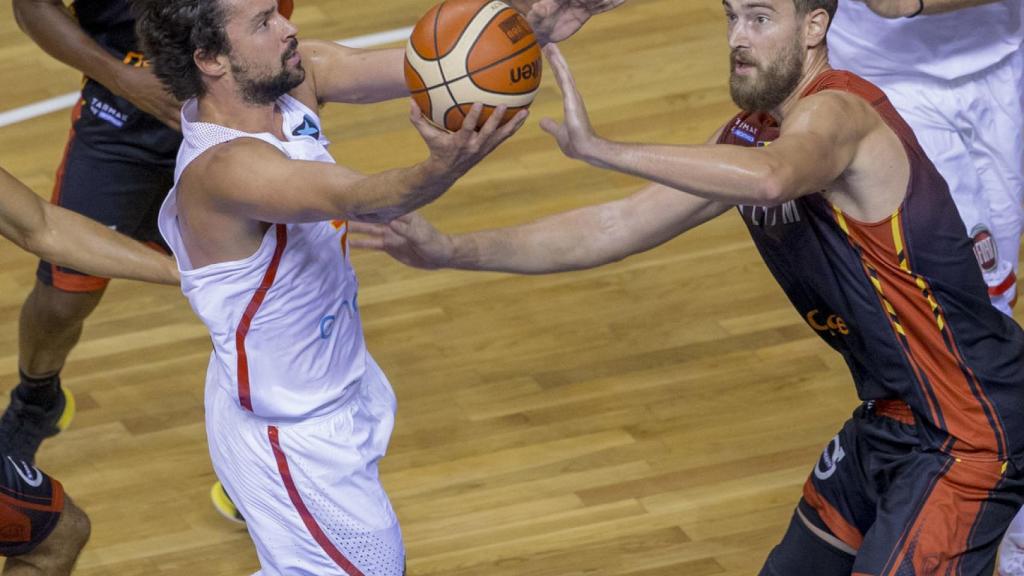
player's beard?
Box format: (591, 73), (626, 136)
(232, 39), (306, 106)
(729, 36), (804, 113)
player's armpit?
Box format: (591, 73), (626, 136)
(301, 40), (407, 105)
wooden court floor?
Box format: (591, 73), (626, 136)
(0, 0), (1021, 574)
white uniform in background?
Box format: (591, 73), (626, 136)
(160, 96), (404, 576)
(829, 0), (1024, 316)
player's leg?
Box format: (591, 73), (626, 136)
(3, 497), (90, 576)
(0, 122), (173, 461)
(759, 512), (855, 575)
(881, 78), (1018, 315)
(759, 407), (878, 575)
(853, 453), (1022, 575)
(0, 454), (87, 576)
(2, 282), (105, 459)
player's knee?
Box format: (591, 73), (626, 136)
(759, 512), (854, 576)
(25, 283), (105, 326)
(52, 500), (90, 555)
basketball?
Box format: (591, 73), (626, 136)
(404, 0), (542, 131)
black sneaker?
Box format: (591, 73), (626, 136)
(0, 386), (74, 463)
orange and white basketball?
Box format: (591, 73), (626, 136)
(404, 0), (542, 131)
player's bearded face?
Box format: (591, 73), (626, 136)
(729, 33), (804, 112)
(231, 37), (305, 105)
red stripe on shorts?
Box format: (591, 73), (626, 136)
(267, 426), (366, 575)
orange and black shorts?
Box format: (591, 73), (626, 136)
(37, 80), (178, 293)
(0, 455), (63, 557)
(795, 400), (1024, 575)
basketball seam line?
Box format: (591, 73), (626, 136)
(433, 1), (465, 123)
(410, 40), (539, 95)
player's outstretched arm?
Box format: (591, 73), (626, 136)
(194, 102), (528, 224)
(13, 0), (181, 129)
(0, 167), (178, 285)
(539, 45), (871, 208)
(351, 182), (729, 274)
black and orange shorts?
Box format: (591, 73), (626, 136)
(796, 400), (1024, 575)
(0, 455), (64, 556)
(37, 80), (178, 292)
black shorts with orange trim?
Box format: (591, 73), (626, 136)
(0, 454), (64, 557)
(37, 79), (178, 293)
(783, 401), (1024, 575)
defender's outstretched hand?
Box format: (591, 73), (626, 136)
(539, 44), (601, 162)
(411, 101), (529, 179)
(526, 0), (626, 44)
(349, 213), (454, 270)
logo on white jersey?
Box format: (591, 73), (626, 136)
(7, 456), (44, 488)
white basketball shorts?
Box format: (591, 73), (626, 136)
(206, 355), (404, 576)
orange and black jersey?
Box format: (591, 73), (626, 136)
(718, 70), (1024, 467)
(68, 0), (180, 162)
(72, 0), (138, 58)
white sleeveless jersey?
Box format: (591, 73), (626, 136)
(828, 0), (1023, 81)
(160, 96), (366, 421)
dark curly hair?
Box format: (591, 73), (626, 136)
(135, 0), (233, 101)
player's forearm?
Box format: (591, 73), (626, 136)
(585, 139), (788, 206)
(447, 205), (632, 274)
(32, 205), (178, 285)
(327, 159), (460, 223)
(12, 0), (127, 91)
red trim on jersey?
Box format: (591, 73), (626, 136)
(267, 426), (366, 576)
(987, 269), (1016, 297)
(235, 224), (288, 412)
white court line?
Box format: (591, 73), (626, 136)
(0, 26), (414, 129)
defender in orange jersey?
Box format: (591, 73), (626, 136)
(353, 0), (1024, 573)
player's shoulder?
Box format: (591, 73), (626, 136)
(185, 137), (287, 192)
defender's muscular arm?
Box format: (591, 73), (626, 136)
(443, 182), (730, 273)
(351, 127), (731, 274)
(12, 0), (181, 129)
(587, 92), (866, 206)
(0, 167), (178, 285)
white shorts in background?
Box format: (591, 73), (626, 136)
(206, 355), (404, 576)
(867, 49), (1024, 314)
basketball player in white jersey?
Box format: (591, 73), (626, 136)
(829, 0), (1024, 318)
(828, 3), (1024, 571)
(134, 0), (621, 572)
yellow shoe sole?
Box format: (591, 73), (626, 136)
(55, 387), (74, 432)
(210, 481), (245, 524)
